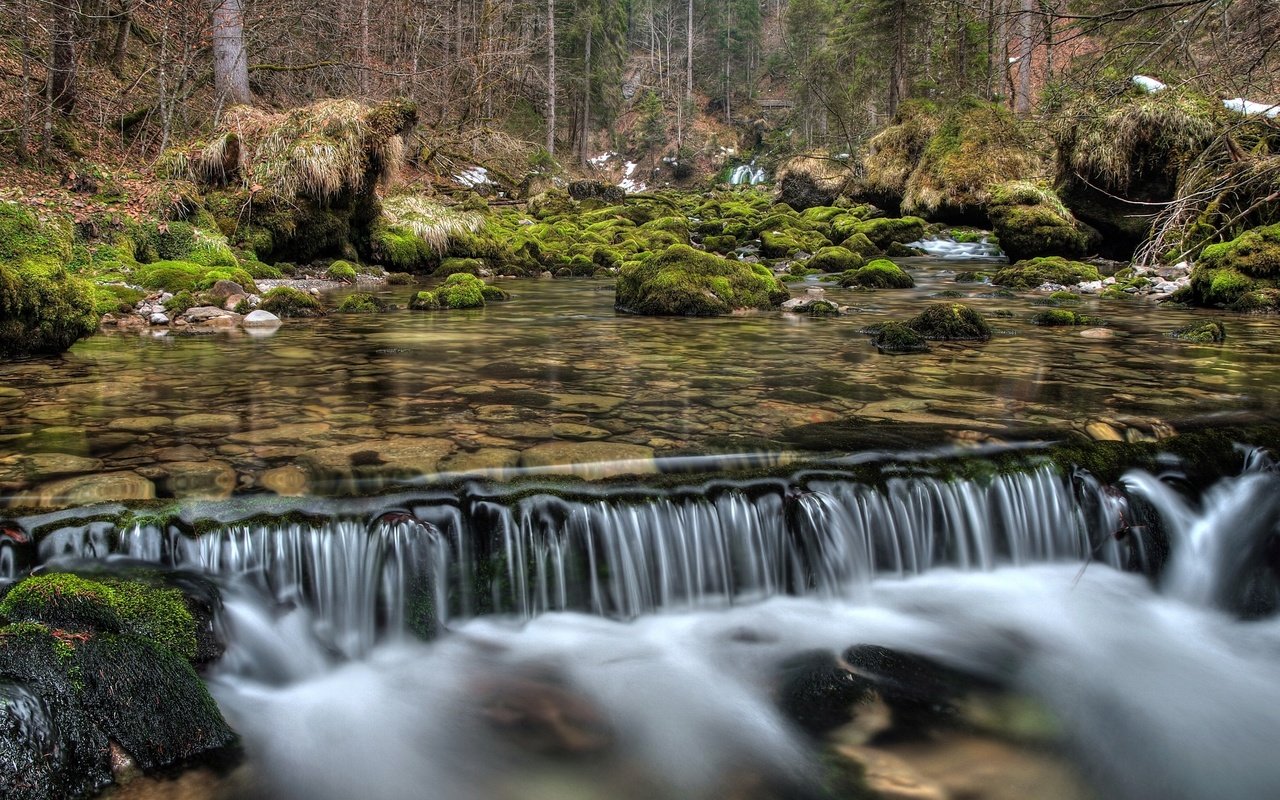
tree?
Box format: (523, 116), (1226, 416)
(210, 0), (250, 105)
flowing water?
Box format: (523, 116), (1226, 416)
(4, 262), (1280, 505)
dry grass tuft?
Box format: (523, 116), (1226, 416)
(381, 195), (484, 254)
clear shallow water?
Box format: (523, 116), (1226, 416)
(3, 259), (1280, 504)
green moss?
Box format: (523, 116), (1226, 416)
(92, 284), (145, 315)
(369, 222), (439, 272)
(616, 243), (790, 316)
(326, 260), (359, 282)
(434, 257), (486, 277)
(839, 259), (915, 289)
(0, 202), (98, 356)
(807, 246), (864, 273)
(987, 182), (1090, 261)
(408, 290), (440, 310)
(163, 290), (197, 316)
(336, 292), (389, 313)
(261, 286), (323, 317)
(907, 303), (992, 340)
(1170, 320), (1227, 343)
(992, 257), (1101, 289)
(872, 322), (930, 353)
(131, 260), (204, 292)
(1030, 309), (1101, 326)
(0, 573), (196, 660)
(386, 271), (415, 285)
(196, 267), (257, 292)
(434, 273), (487, 309)
(852, 217), (926, 250)
(480, 283), (510, 302)
(241, 258), (283, 279)
(1198, 224), (1280, 279)
(838, 232), (880, 259)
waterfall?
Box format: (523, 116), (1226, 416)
(728, 162), (767, 185)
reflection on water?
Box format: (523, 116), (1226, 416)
(2, 262), (1280, 503)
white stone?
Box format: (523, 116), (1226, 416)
(149, 312), (169, 325)
(242, 309), (282, 326)
(1078, 280), (1104, 294)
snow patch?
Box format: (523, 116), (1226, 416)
(1223, 98), (1280, 118)
(453, 167), (491, 188)
(1132, 75), (1167, 94)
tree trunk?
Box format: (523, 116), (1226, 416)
(1015, 0), (1033, 113)
(361, 0), (370, 94)
(546, 0), (556, 153)
(210, 0), (250, 105)
(579, 18), (591, 164)
(887, 0), (908, 117)
(51, 0), (78, 115)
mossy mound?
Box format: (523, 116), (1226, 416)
(857, 100), (941, 213)
(807, 246), (864, 273)
(336, 292), (390, 313)
(872, 322), (930, 353)
(131, 260), (257, 294)
(1030, 309), (1102, 326)
(906, 303), (992, 340)
(992, 257), (1101, 289)
(436, 273), (489, 309)
(852, 217), (927, 251)
(0, 571), (235, 798)
(838, 259), (915, 289)
(902, 99), (1041, 223)
(408, 291), (441, 310)
(615, 244), (790, 316)
(260, 286), (323, 317)
(326, 260), (358, 282)
(0, 202), (98, 357)
(1170, 320), (1227, 343)
(0, 573), (196, 660)
(434, 257), (487, 277)
(987, 182), (1092, 262)
(1198, 224), (1280, 279)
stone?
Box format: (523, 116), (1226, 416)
(181, 306), (242, 324)
(440, 448), (522, 474)
(548, 393), (626, 413)
(242, 309), (282, 327)
(829, 745), (948, 800)
(208, 279), (246, 298)
(550, 423), (612, 441)
(1085, 421), (1124, 441)
(149, 312), (169, 326)
(518, 442), (656, 478)
(154, 444), (206, 461)
(107, 415), (171, 432)
(21, 453), (103, 480)
(33, 471), (155, 506)
(1079, 327), (1115, 339)
(173, 413), (240, 431)
(228, 422), (331, 444)
(260, 465), (310, 496)
(156, 460), (237, 500)
(298, 437), (457, 487)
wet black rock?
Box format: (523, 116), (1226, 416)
(775, 650), (877, 735)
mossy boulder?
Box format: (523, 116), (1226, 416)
(987, 182), (1093, 262)
(807, 246), (864, 273)
(838, 232), (880, 260)
(906, 303), (992, 340)
(326, 260), (358, 282)
(434, 257), (486, 277)
(0, 202), (98, 357)
(1170, 320), (1227, 342)
(872, 322), (930, 353)
(992, 257), (1101, 289)
(408, 291), (441, 310)
(437, 273), (488, 309)
(132, 260), (257, 294)
(1176, 224), (1280, 310)
(852, 217), (926, 250)
(260, 286), (323, 318)
(838, 259), (914, 289)
(1030, 309), (1102, 326)
(760, 228), (830, 259)
(369, 222), (440, 272)
(615, 244), (790, 316)
(0, 571), (235, 799)
(336, 292), (390, 313)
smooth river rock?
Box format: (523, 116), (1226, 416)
(518, 441), (656, 478)
(297, 437), (457, 488)
(241, 310), (282, 327)
(154, 460), (238, 500)
(33, 471), (156, 507)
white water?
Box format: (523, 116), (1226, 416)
(201, 466), (1280, 800)
(908, 236), (1003, 259)
(729, 162), (767, 185)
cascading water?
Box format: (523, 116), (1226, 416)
(729, 162), (767, 185)
(908, 236), (1003, 259)
(14, 455), (1280, 799)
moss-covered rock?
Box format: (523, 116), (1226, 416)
(0, 202), (98, 357)
(992, 256), (1101, 289)
(907, 303), (992, 340)
(335, 292), (390, 313)
(807, 246), (864, 273)
(1170, 320), (1227, 342)
(1029, 309), (1102, 326)
(853, 217), (927, 250)
(987, 182), (1093, 262)
(0, 571), (236, 798)
(615, 244), (790, 316)
(437, 273), (487, 309)
(1175, 224), (1280, 309)
(131, 260), (257, 294)
(260, 286), (323, 318)
(434, 257), (486, 277)
(838, 259), (915, 289)
(326, 260), (358, 282)
(872, 322), (930, 353)
(408, 290), (441, 310)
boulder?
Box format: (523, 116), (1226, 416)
(241, 309), (282, 327)
(615, 244), (789, 316)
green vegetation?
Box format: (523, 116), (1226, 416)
(615, 243), (790, 316)
(0, 572), (197, 660)
(806, 246), (864, 273)
(261, 286), (323, 317)
(992, 256), (1101, 289)
(906, 303), (992, 340)
(326, 260), (359, 282)
(838, 258), (915, 289)
(987, 182), (1092, 262)
(1030, 309), (1102, 326)
(336, 292), (390, 313)
(0, 202), (98, 357)
(1170, 320), (1227, 342)
(872, 322), (930, 353)
(436, 273), (489, 309)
